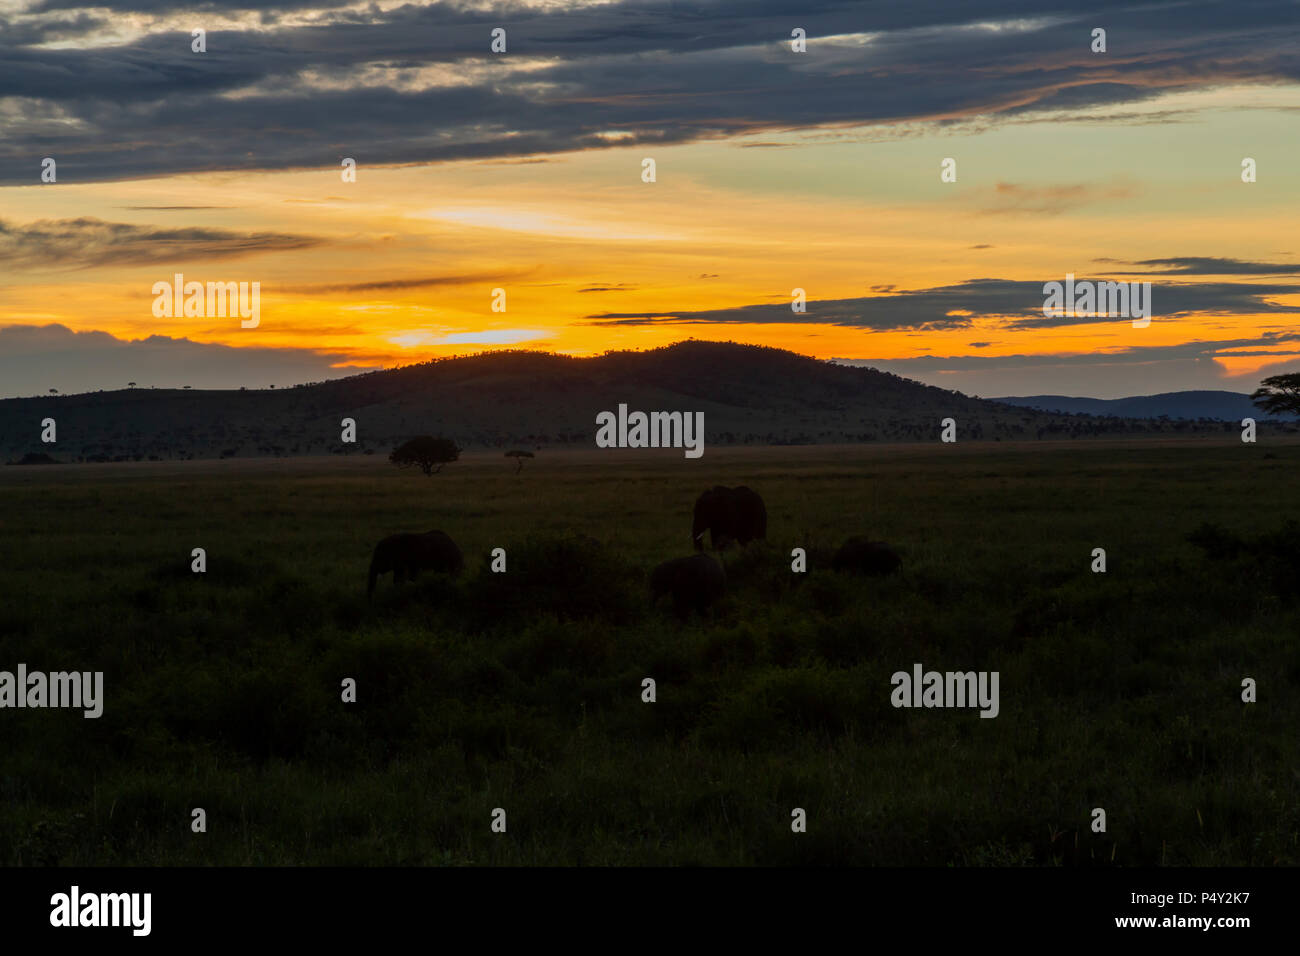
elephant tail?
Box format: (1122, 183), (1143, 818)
(367, 555), (381, 599)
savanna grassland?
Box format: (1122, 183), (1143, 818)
(1, 439), (1298, 866)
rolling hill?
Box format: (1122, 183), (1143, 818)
(0, 341), (1275, 462)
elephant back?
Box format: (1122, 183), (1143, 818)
(418, 530), (464, 573)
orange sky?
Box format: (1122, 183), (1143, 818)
(3, 83), (1299, 397)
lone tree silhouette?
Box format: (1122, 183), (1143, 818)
(1251, 374), (1300, 417)
(505, 449), (534, 473)
(390, 436), (461, 476)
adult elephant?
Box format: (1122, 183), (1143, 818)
(368, 529), (464, 597)
(692, 485), (767, 551)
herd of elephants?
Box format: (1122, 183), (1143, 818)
(367, 484), (903, 617)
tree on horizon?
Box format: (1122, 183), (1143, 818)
(505, 449), (534, 473)
(1251, 374), (1300, 417)
(390, 436), (461, 476)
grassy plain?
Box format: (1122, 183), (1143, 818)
(1, 439), (1298, 865)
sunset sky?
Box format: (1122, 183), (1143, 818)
(1, 0), (1298, 398)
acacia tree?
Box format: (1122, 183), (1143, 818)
(505, 449), (534, 473)
(390, 436), (461, 476)
(1251, 374), (1300, 417)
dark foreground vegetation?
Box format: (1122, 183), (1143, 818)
(1, 441), (1297, 865)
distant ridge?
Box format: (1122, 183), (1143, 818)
(991, 390), (1296, 422)
(0, 342), (1282, 462)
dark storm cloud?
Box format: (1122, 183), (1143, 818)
(0, 10), (107, 45)
(24, 0), (358, 13)
(1, 0), (1296, 183)
(586, 277), (1300, 331)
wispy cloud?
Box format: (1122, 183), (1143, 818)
(292, 270), (536, 294)
(975, 181), (1138, 216)
(0, 217), (320, 270)
(1113, 256), (1300, 276)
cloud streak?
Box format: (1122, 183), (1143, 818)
(0, 217), (321, 270)
(292, 270), (536, 294)
(586, 275), (1300, 331)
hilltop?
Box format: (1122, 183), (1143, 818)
(0, 341), (1270, 462)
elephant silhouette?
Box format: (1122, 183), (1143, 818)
(650, 553), (726, 618)
(831, 536), (901, 576)
(368, 530), (464, 597)
(691, 485), (767, 551)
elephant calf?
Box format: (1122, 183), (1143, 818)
(832, 536), (902, 576)
(650, 553), (726, 618)
(368, 530), (464, 597)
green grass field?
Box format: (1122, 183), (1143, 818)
(2, 439), (1298, 865)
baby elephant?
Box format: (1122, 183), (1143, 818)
(650, 553), (726, 619)
(368, 530), (464, 597)
(832, 536), (902, 576)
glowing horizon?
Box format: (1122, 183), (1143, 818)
(3, 3), (1299, 398)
